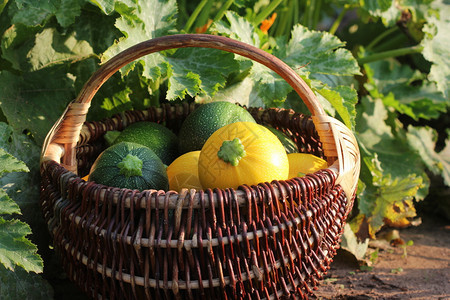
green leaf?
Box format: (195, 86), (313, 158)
(1, 24), (40, 71)
(0, 0), (8, 15)
(71, 8), (120, 55)
(0, 189), (21, 216)
(354, 96), (426, 238)
(27, 27), (94, 71)
(363, 0), (393, 13)
(88, 0), (117, 14)
(0, 148), (28, 177)
(101, 0), (177, 79)
(0, 123), (47, 266)
(99, 86), (133, 115)
(213, 16), (360, 113)
(102, 0), (241, 101)
(11, 0), (82, 28)
(364, 60), (448, 120)
(84, 63), (153, 121)
(249, 62), (292, 105)
(278, 25), (361, 77)
(365, 1), (400, 27)
(0, 218), (43, 273)
(261, 24), (361, 110)
(208, 76), (265, 108)
(165, 48), (239, 100)
(0, 264), (53, 299)
(314, 83), (358, 129)
(356, 96), (426, 181)
(0, 67), (75, 145)
(407, 126), (450, 186)
(0, 121), (40, 221)
(212, 11), (260, 47)
(421, 3), (450, 99)
(357, 173), (422, 238)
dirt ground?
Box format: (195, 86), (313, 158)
(312, 214), (450, 300)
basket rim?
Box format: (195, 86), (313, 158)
(42, 157), (339, 211)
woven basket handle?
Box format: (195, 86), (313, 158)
(41, 34), (360, 200)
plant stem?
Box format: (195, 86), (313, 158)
(213, 0), (234, 22)
(372, 33), (407, 52)
(357, 45), (423, 65)
(302, 0), (311, 27)
(312, 0), (322, 30)
(329, 5), (348, 35)
(293, 0), (299, 25)
(177, 0), (189, 29)
(366, 26), (399, 51)
(183, 0), (208, 32)
(274, 1), (290, 37)
(253, 0), (284, 25)
(195, 0), (214, 30)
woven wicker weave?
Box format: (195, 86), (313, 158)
(40, 34), (360, 299)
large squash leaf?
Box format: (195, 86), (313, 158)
(102, 0), (238, 100)
(0, 123), (43, 273)
(0, 68), (75, 145)
(421, 1), (450, 99)
(0, 148), (28, 177)
(10, 0), (83, 27)
(212, 14), (360, 128)
(354, 96), (426, 238)
(364, 60), (448, 121)
(0, 218), (43, 273)
(407, 126), (450, 187)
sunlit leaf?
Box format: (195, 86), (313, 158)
(421, 2), (450, 98)
(0, 148), (28, 177)
(407, 126), (450, 186)
(0, 189), (21, 216)
(27, 28), (94, 71)
(165, 48), (238, 100)
(364, 60), (448, 120)
(101, 0), (177, 79)
(0, 218), (43, 273)
(354, 96), (426, 238)
(212, 11), (260, 47)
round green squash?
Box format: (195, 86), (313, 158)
(112, 121), (178, 165)
(88, 142), (169, 191)
(178, 101), (256, 154)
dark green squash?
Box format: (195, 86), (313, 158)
(112, 121), (178, 165)
(88, 142), (168, 191)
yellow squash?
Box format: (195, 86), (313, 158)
(287, 153), (328, 179)
(166, 151), (202, 192)
(198, 122), (289, 189)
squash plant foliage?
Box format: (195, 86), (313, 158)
(0, 0), (448, 296)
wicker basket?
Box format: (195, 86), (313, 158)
(40, 34), (360, 299)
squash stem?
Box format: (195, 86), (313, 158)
(358, 45), (423, 65)
(217, 138), (246, 166)
(117, 154), (143, 177)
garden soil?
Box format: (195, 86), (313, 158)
(313, 213), (450, 300)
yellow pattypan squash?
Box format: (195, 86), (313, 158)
(167, 151), (202, 192)
(287, 153), (328, 179)
(198, 122), (289, 189)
